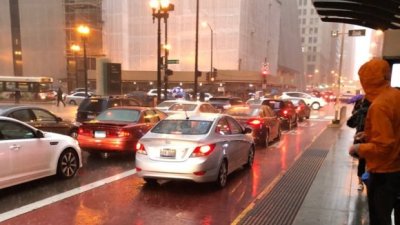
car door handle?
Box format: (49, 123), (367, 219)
(9, 144), (21, 151)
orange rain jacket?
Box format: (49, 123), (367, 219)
(357, 58), (400, 173)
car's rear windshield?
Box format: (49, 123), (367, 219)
(151, 120), (212, 135)
(168, 103), (197, 111)
(78, 99), (107, 112)
(265, 100), (282, 110)
(225, 107), (259, 117)
(157, 101), (177, 108)
(96, 109), (140, 122)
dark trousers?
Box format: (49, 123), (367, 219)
(367, 172), (400, 225)
(357, 158), (366, 177)
(57, 99), (65, 107)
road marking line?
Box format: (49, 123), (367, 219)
(0, 169), (137, 223)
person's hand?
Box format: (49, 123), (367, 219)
(354, 132), (366, 142)
(349, 144), (360, 158)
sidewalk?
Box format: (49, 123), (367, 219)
(236, 121), (369, 225)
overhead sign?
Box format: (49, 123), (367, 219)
(167, 59), (179, 64)
(348, 29), (366, 37)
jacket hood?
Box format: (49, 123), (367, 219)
(358, 58), (390, 102)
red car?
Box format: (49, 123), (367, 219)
(224, 104), (281, 147)
(77, 106), (167, 158)
(261, 99), (298, 130)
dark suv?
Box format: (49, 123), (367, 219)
(76, 96), (141, 123)
(208, 97), (244, 112)
(261, 99), (298, 130)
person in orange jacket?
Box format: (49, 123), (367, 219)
(349, 58), (400, 225)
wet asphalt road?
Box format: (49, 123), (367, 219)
(0, 101), (338, 225)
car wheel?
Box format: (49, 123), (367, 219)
(215, 160), (228, 188)
(275, 126), (282, 141)
(245, 146), (255, 168)
(311, 102), (320, 110)
(70, 100), (77, 105)
(57, 148), (79, 179)
(264, 130), (270, 147)
(144, 178), (158, 186)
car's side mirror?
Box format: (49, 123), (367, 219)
(36, 130), (44, 138)
(243, 127), (252, 134)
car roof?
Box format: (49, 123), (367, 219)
(165, 112), (221, 121)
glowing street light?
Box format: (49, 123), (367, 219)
(76, 25), (90, 97)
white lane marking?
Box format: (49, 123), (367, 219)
(0, 169), (137, 223)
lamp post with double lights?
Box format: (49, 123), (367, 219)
(202, 21), (214, 82)
(70, 44), (81, 89)
(150, 0), (174, 103)
(77, 25), (90, 97)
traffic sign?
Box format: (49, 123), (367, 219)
(167, 59), (179, 64)
(348, 29), (366, 37)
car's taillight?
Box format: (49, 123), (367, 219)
(191, 144), (216, 157)
(135, 142), (147, 154)
(247, 119), (261, 126)
(117, 130), (131, 138)
(78, 127), (92, 136)
(283, 110), (288, 115)
(296, 106), (301, 112)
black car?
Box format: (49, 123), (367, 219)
(0, 105), (79, 137)
(287, 99), (311, 121)
(208, 96), (245, 112)
(225, 104), (281, 147)
(76, 96), (141, 123)
(260, 99), (298, 130)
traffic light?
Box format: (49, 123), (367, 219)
(261, 63), (269, 76)
(212, 68), (218, 78)
(165, 69), (173, 76)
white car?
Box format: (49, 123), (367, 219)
(155, 99), (187, 112)
(65, 91), (93, 105)
(0, 116), (82, 189)
(165, 101), (220, 116)
(147, 89), (171, 98)
(280, 91), (327, 110)
(135, 113), (255, 188)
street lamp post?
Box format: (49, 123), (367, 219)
(77, 25), (90, 97)
(150, 0), (174, 104)
(70, 44), (81, 90)
(202, 22), (214, 81)
(194, 0), (200, 98)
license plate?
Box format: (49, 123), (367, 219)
(160, 148), (176, 158)
(94, 130), (106, 138)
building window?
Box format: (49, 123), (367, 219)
(314, 27), (318, 34)
(313, 46), (317, 52)
(302, 18), (306, 24)
(308, 37), (312, 44)
(303, 9), (306, 15)
(301, 37), (305, 43)
(302, 28), (306, 34)
(311, 8), (315, 15)
(309, 28), (313, 34)
(312, 55), (316, 61)
(313, 37), (317, 43)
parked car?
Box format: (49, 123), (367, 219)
(77, 106), (167, 158)
(287, 99), (311, 122)
(261, 99), (298, 130)
(165, 101), (220, 116)
(0, 105), (79, 138)
(135, 113), (254, 188)
(124, 91), (154, 106)
(70, 87), (94, 94)
(0, 116), (82, 189)
(196, 92), (213, 101)
(208, 96), (245, 111)
(147, 89), (172, 98)
(225, 104), (281, 147)
(280, 91), (327, 110)
(65, 91), (93, 105)
(75, 96), (141, 124)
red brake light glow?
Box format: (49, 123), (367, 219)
(247, 119), (261, 125)
(283, 110), (288, 115)
(135, 142), (147, 154)
(191, 144), (216, 157)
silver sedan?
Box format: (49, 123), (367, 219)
(135, 113), (255, 188)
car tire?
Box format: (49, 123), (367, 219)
(311, 102), (320, 110)
(57, 148), (79, 179)
(264, 130), (270, 148)
(144, 178), (158, 186)
(69, 100), (77, 105)
(245, 146), (255, 168)
(215, 160), (228, 188)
